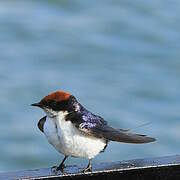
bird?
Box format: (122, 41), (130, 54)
(31, 90), (156, 172)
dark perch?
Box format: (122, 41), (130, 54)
(0, 155), (180, 180)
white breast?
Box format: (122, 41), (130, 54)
(43, 111), (106, 159)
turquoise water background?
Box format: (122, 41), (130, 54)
(0, 0), (180, 172)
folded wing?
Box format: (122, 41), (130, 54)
(83, 124), (156, 144)
(66, 111), (156, 144)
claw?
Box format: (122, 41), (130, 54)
(51, 156), (68, 174)
(56, 163), (66, 171)
(51, 166), (58, 174)
(81, 159), (92, 173)
(82, 166), (92, 173)
(51, 164), (66, 174)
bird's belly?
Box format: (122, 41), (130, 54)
(63, 128), (106, 159)
(44, 118), (106, 159)
(43, 118), (65, 154)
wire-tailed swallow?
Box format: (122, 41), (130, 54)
(31, 90), (156, 172)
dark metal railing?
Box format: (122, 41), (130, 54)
(0, 155), (180, 180)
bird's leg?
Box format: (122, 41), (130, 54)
(56, 155), (68, 171)
(82, 159), (92, 173)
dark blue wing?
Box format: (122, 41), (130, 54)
(66, 110), (107, 130)
(66, 111), (156, 144)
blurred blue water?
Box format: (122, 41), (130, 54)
(0, 0), (180, 172)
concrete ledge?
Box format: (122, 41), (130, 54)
(0, 155), (180, 180)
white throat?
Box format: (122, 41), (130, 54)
(43, 108), (68, 119)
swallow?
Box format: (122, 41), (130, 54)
(31, 90), (156, 172)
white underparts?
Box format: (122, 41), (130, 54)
(43, 111), (106, 159)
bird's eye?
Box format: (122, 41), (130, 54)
(51, 101), (57, 108)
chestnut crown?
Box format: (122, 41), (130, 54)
(31, 90), (74, 111)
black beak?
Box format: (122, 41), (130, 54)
(31, 102), (42, 108)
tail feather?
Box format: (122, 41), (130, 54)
(94, 125), (156, 144)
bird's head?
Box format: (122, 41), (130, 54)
(31, 90), (79, 118)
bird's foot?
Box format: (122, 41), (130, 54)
(81, 165), (92, 173)
(51, 164), (66, 174)
(51, 156), (68, 174)
(56, 163), (66, 171)
(51, 166), (58, 174)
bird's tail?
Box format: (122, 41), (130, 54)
(113, 131), (156, 144)
(95, 125), (156, 144)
